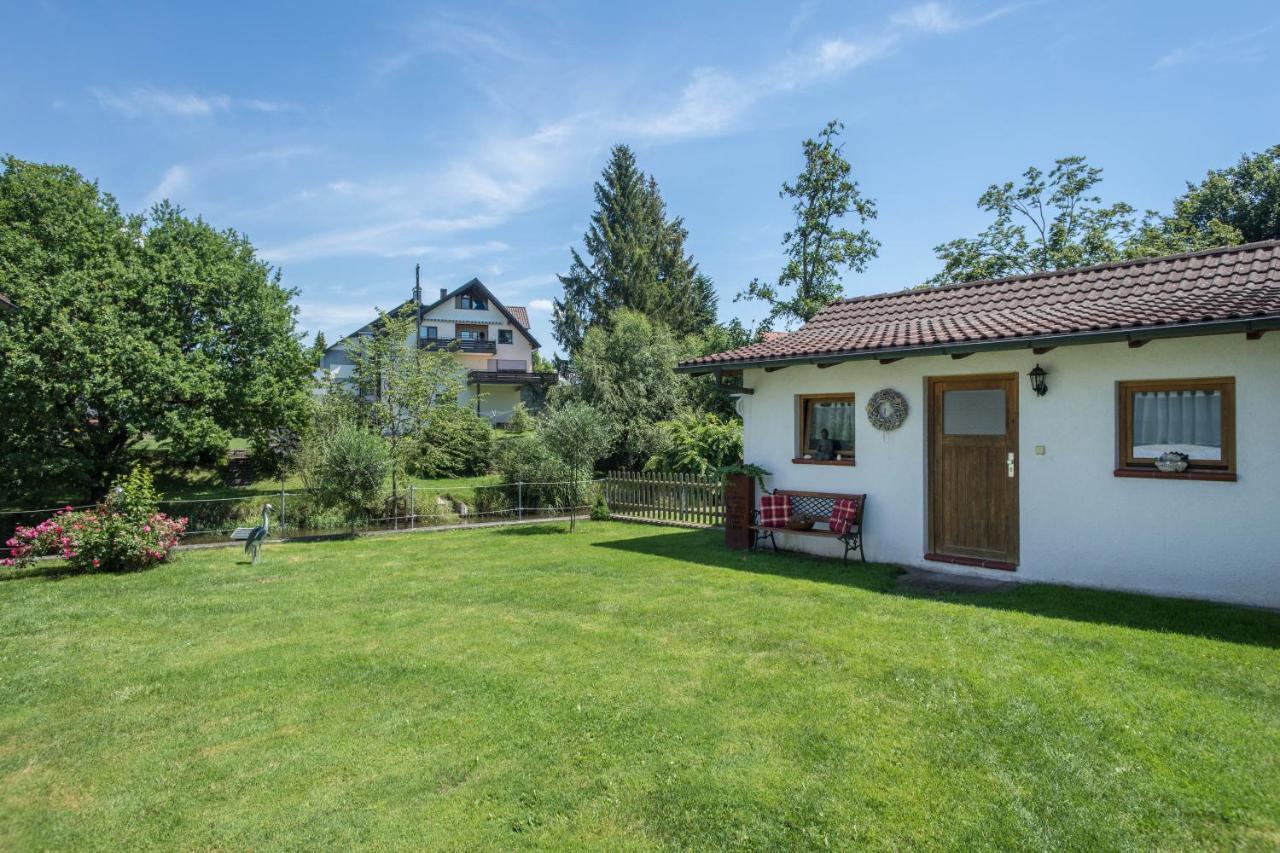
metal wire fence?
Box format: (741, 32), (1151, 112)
(2, 478), (606, 547)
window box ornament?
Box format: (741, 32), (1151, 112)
(866, 388), (908, 431)
(1155, 451), (1190, 473)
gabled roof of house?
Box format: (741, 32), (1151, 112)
(327, 278), (540, 351)
(422, 278), (539, 349)
(681, 240), (1280, 371)
(0, 292), (16, 312)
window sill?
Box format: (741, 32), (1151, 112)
(792, 458), (855, 466)
(1113, 468), (1237, 482)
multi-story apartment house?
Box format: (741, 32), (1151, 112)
(319, 278), (557, 425)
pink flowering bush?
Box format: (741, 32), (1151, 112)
(2, 468), (187, 572)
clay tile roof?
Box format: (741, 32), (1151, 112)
(681, 240), (1280, 370)
(761, 330), (787, 341)
(508, 306), (530, 329)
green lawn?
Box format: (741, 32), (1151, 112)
(2, 523), (1277, 850)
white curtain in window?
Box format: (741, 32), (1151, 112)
(1133, 390), (1221, 450)
(809, 402), (857, 445)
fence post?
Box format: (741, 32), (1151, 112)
(517, 481), (523, 520)
(279, 486), (286, 537)
(409, 485), (415, 529)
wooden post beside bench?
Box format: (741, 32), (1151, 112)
(751, 489), (867, 563)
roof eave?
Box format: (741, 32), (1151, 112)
(676, 316), (1280, 375)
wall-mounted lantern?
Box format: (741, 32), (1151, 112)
(1028, 363), (1048, 397)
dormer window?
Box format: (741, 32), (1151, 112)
(456, 293), (488, 310)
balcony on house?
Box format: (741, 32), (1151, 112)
(468, 359), (557, 386)
(417, 337), (497, 354)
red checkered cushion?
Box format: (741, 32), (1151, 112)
(759, 494), (792, 528)
(829, 497), (862, 534)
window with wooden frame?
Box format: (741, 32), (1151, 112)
(795, 394), (856, 465)
(455, 293), (488, 310)
(1116, 377), (1236, 480)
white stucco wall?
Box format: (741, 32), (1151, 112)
(739, 333), (1280, 608)
(420, 301), (535, 370)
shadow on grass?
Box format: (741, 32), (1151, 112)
(594, 528), (1280, 649)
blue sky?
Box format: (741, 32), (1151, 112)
(4, 1), (1277, 356)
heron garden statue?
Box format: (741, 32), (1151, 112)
(231, 503), (274, 564)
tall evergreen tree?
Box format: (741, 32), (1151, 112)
(738, 120), (879, 328)
(553, 145), (713, 355)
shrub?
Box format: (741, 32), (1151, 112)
(492, 432), (571, 511)
(409, 405), (494, 478)
(507, 401), (532, 434)
(470, 485), (513, 520)
(3, 468), (185, 572)
(590, 493), (611, 521)
(645, 414), (743, 476)
(313, 423), (390, 526)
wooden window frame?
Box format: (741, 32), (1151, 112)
(1115, 377), (1236, 481)
(794, 393), (856, 466)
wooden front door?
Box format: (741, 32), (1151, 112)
(927, 374), (1019, 567)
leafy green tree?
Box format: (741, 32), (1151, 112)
(347, 312), (468, 510)
(929, 156), (1138, 283)
(553, 145), (714, 354)
(312, 422), (390, 530)
(538, 402), (616, 532)
(645, 414), (743, 476)
(531, 350), (557, 374)
(570, 309), (683, 469)
(1127, 145), (1277, 257)
(0, 157), (312, 501)
(409, 404), (494, 478)
(738, 120), (879, 327)
(678, 319), (754, 420)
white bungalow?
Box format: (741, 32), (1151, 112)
(680, 240), (1280, 609)
(319, 278), (556, 425)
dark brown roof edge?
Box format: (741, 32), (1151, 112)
(676, 315), (1280, 374)
(831, 238), (1280, 309)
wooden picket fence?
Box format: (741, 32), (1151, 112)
(603, 471), (724, 528)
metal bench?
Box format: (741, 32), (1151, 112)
(751, 489), (867, 563)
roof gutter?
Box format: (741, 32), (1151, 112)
(677, 316), (1280, 375)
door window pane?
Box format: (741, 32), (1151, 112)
(943, 389), (1006, 435)
(1131, 389), (1222, 460)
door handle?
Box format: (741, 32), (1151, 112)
(1007, 452), (1016, 478)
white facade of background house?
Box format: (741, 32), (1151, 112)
(682, 241), (1280, 609)
(319, 278), (556, 425)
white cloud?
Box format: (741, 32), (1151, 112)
(240, 98), (303, 113)
(630, 3), (1024, 141)
(145, 165), (192, 205)
(891, 3), (964, 33)
(528, 298), (554, 312)
(373, 13), (525, 82)
(1152, 23), (1276, 70)
(91, 87), (301, 118)
(271, 3), (1030, 261)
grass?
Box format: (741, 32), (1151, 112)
(2, 522), (1277, 850)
